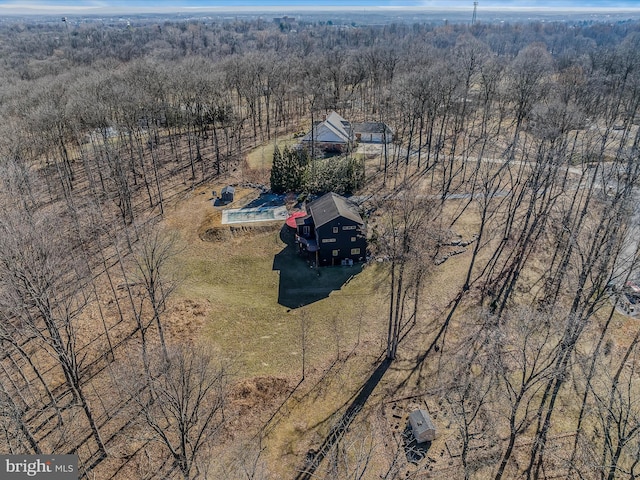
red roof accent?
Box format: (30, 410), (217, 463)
(286, 211), (306, 229)
(627, 281), (640, 293)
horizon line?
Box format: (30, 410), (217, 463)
(2, 4), (640, 15)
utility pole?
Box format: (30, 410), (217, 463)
(62, 16), (71, 44)
(472, 1), (478, 25)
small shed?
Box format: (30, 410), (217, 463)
(408, 409), (436, 443)
(221, 186), (235, 203)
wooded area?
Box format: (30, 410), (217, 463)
(1, 12), (640, 479)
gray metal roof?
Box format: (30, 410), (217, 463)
(295, 214), (313, 226)
(408, 409), (436, 443)
(221, 185), (235, 194)
(308, 193), (364, 227)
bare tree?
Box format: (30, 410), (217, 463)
(443, 318), (496, 480)
(379, 185), (440, 361)
(0, 208), (106, 457)
(129, 223), (180, 362)
(209, 440), (269, 480)
(119, 345), (228, 480)
(321, 417), (376, 480)
(503, 43), (554, 156)
(589, 331), (640, 480)
(488, 307), (561, 480)
(0, 377), (42, 455)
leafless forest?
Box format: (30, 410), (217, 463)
(1, 13), (640, 479)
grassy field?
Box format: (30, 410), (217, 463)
(159, 173), (484, 476)
(156, 149), (496, 470)
(159, 172), (412, 478)
(164, 185), (389, 379)
(246, 136), (300, 171)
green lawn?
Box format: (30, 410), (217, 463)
(246, 137), (299, 170)
(174, 226), (387, 378)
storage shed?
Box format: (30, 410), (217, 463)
(221, 186), (235, 203)
(408, 409), (436, 443)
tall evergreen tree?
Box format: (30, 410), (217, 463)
(270, 145), (285, 193)
(271, 145), (308, 193)
(282, 146), (304, 193)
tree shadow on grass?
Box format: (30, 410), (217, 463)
(273, 227), (362, 309)
(294, 358), (392, 480)
(401, 424), (433, 464)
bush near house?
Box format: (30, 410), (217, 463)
(270, 145), (364, 195)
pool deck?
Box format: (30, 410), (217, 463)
(221, 206), (288, 225)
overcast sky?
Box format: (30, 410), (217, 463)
(0, 0), (638, 14)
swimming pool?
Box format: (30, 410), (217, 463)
(221, 206), (288, 225)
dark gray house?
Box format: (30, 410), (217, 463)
(295, 193), (366, 266)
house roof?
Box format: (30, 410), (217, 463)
(286, 211), (307, 229)
(221, 186), (235, 194)
(353, 122), (394, 135)
(307, 192), (364, 228)
(294, 213), (313, 227)
(301, 111), (351, 144)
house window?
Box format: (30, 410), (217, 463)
(322, 238), (337, 243)
(303, 226), (310, 236)
(333, 227), (339, 233)
(332, 250), (339, 257)
(351, 237), (356, 242)
(343, 225), (357, 230)
(351, 248), (360, 255)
